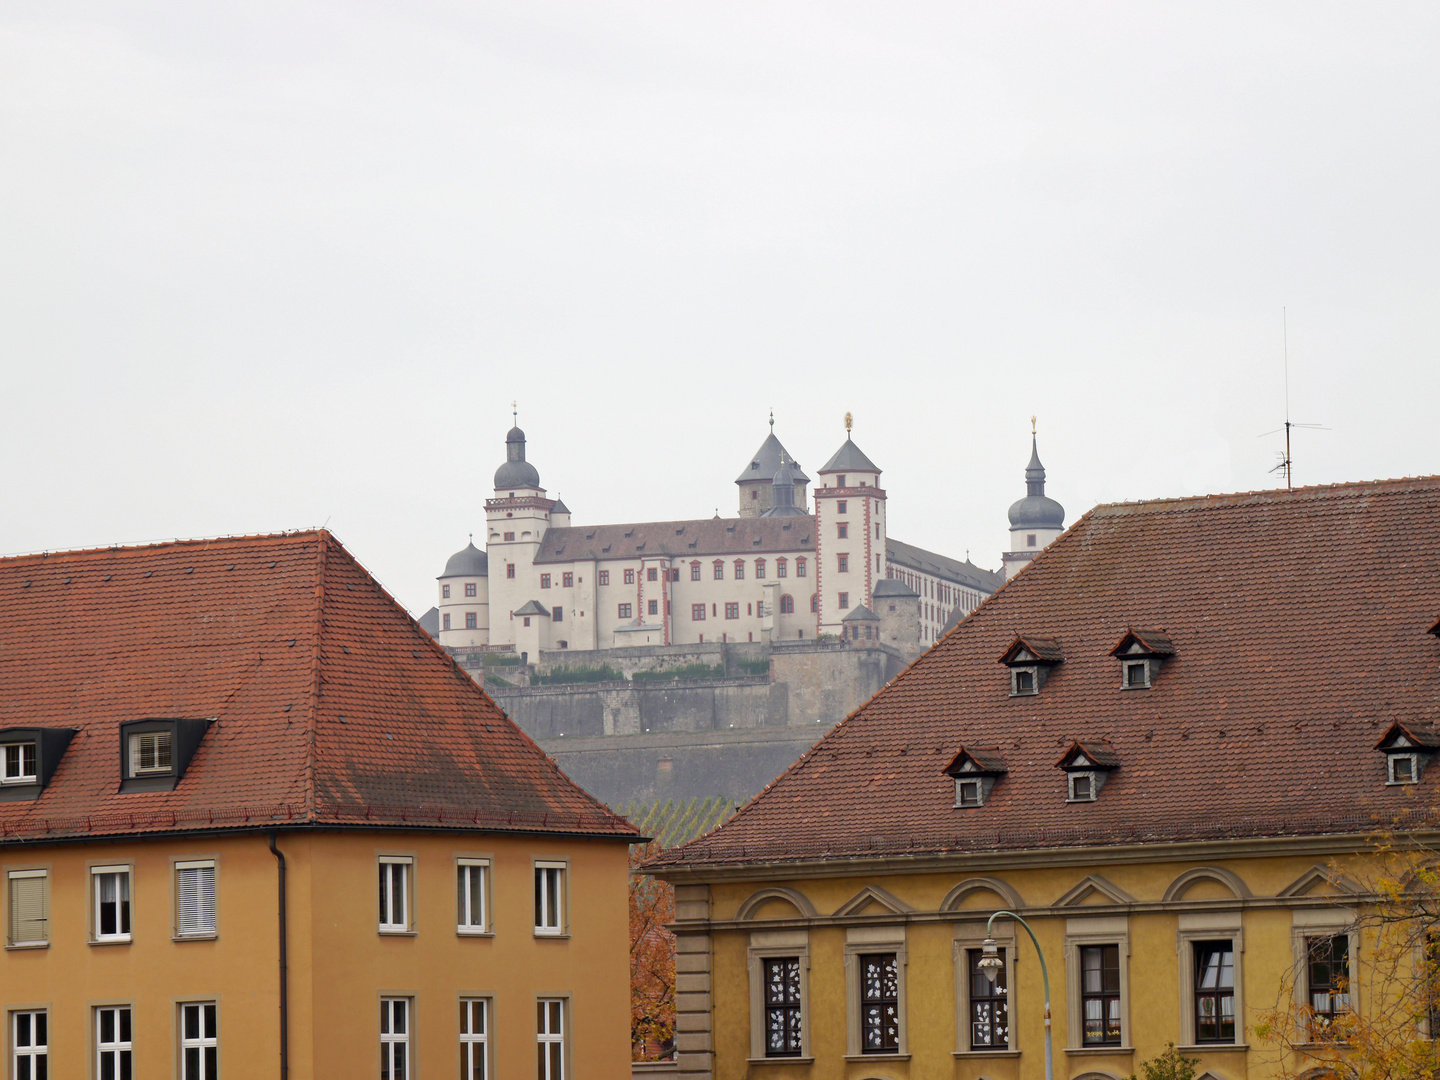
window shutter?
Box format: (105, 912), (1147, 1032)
(9, 873), (47, 944)
(176, 864), (215, 935)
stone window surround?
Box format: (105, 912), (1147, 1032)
(1175, 910), (1248, 1050)
(747, 928), (812, 1063)
(953, 919), (1020, 1058)
(1290, 904), (1360, 1040)
(1063, 914), (1133, 1054)
(842, 924), (910, 1059)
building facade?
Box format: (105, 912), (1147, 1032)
(437, 417), (1008, 655)
(649, 475), (1440, 1080)
(0, 531), (637, 1079)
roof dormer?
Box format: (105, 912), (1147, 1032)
(0, 727), (76, 802)
(119, 717), (212, 793)
(1374, 721), (1440, 786)
(1056, 740), (1118, 802)
(998, 634), (1063, 696)
(942, 747), (1007, 808)
(1109, 628), (1176, 690)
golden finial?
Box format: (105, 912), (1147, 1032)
(1031, 415), (1037, 435)
(844, 411), (853, 433)
(512, 400), (518, 423)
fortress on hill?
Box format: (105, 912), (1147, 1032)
(420, 414), (1065, 806)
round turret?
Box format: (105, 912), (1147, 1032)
(494, 425), (541, 490)
(441, 542), (488, 578)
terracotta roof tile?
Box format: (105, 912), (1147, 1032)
(651, 477), (1440, 870)
(0, 531), (637, 842)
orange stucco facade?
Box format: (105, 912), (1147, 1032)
(0, 827), (631, 1077)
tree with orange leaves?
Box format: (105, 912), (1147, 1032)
(631, 840), (676, 1061)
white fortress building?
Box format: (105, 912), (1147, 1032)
(435, 415), (1059, 655)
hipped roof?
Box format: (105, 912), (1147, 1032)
(0, 531), (636, 843)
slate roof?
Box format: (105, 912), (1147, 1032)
(819, 435), (880, 474)
(736, 433), (809, 485)
(535, 518), (814, 563)
(650, 477), (1440, 871)
(514, 600), (551, 617)
(887, 538), (1004, 593)
(0, 532), (637, 843)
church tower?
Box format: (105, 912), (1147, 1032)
(813, 413), (886, 637)
(1001, 419), (1065, 580)
(485, 412), (555, 649)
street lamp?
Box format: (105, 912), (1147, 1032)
(978, 910), (1053, 1080)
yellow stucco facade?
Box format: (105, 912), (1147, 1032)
(665, 841), (1380, 1080)
(0, 827), (630, 1078)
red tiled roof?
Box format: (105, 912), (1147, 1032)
(650, 477), (1440, 871)
(0, 532), (637, 842)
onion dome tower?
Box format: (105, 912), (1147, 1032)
(494, 423), (542, 492)
(1002, 418), (1066, 580)
(761, 453), (809, 517)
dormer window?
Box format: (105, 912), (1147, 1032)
(1110, 629), (1175, 690)
(1374, 722), (1439, 786)
(2, 743), (36, 785)
(119, 718), (212, 792)
(943, 747), (1006, 808)
(0, 728), (76, 802)
(998, 635), (1063, 697)
(1057, 741), (1119, 803)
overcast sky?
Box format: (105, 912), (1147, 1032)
(3, 3), (1438, 616)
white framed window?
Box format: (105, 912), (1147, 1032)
(378, 857), (412, 932)
(129, 731), (173, 775)
(12, 1010), (46, 1079)
(96, 1005), (133, 1079)
(1, 743), (36, 784)
(535, 862), (566, 935)
(381, 998), (410, 1079)
(8, 869), (49, 947)
(92, 865), (132, 942)
(461, 998), (490, 1080)
(458, 859), (489, 934)
(180, 1002), (217, 1080)
(1389, 753), (1421, 785)
(176, 860), (216, 938)
(537, 998), (566, 1080)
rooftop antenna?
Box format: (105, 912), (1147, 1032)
(1260, 308), (1327, 489)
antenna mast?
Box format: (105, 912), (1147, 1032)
(1263, 307), (1327, 489)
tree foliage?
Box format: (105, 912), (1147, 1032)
(630, 841), (676, 1061)
(1255, 835), (1440, 1080)
(1128, 1043), (1200, 1080)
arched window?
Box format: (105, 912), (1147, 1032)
(779, 594), (794, 614)
(734, 559), (745, 580)
(776, 558), (788, 578)
(755, 558), (766, 579)
(713, 560), (724, 580)
(796, 557), (807, 578)
(810, 594), (818, 613)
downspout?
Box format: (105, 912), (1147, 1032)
(268, 832), (289, 1080)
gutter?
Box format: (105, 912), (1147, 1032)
(268, 833), (289, 1080)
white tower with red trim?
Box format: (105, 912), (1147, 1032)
(812, 413), (886, 638)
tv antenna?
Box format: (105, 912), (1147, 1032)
(1259, 307), (1327, 489)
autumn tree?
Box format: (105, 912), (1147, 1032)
(630, 840), (676, 1061)
(1256, 835), (1440, 1080)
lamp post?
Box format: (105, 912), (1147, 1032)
(977, 910), (1053, 1080)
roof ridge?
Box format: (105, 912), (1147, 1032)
(304, 530), (328, 822)
(0, 529), (327, 565)
(1091, 474), (1440, 516)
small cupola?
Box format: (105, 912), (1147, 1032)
(998, 634), (1064, 696)
(942, 747), (1007, 808)
(1374, 721), (1440, 785)
(1109, 629), (1176, 690)
(1056, 740), (1119, 802)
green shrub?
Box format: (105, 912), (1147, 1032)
(531, 664), (626, 685)
(735, 658), (771, 676)
(632, 663), (725, 682)
(1126, 1044), (1198, 1080)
